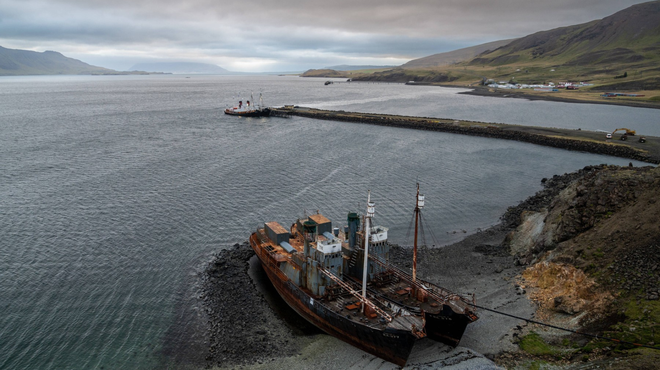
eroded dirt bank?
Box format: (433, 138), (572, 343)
(497, 164), (660, 369)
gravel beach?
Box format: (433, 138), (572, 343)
(188, 172), (596, 369)
(195, 227), (534, 370)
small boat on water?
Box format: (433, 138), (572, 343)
(249, 185), (478, 365)
(224, 93), (270, 117)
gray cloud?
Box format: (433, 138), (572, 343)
(0, 0), (652, 71)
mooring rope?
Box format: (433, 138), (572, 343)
(467, 302), (660, 351)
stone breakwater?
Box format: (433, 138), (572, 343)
(276, 108), (659, 164)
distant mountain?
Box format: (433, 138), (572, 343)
(0, 46), (113, 76)
(402, 39), (515, 69)
(129, 62), (232, 74)
(466, 1), (660, 68)
(323, 65), (397, 71)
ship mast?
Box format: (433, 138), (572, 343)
(361, 190), (375, 311)
(413, 183), (424, 282)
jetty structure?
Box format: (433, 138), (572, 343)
(249, 187), (478, 366)
(269, 106), (660, 164)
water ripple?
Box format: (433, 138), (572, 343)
(0, 75), (652, 370)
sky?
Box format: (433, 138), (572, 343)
(0, 0), (653, 72)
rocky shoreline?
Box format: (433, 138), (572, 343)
(199, 243), (303, 368)
(459, 85), (660, 110)
(499, 164), (660, 369)
(198, 238), (523, 369)
(195, 169), (583, 369)
(300, 76), (660, 110)
(195, 164), (659, 369)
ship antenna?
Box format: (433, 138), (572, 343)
(413, 183), (424, 282)
(361, 190), (375, 312)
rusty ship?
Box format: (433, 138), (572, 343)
(249, 186), (478, 366)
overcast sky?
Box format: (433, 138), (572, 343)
(0, 0), (652, 72)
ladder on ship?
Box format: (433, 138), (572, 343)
(348, 248), (359, 269)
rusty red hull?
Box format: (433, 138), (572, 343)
(250, 235), (417, 366)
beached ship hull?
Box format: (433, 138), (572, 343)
(425, 307), (472, 346)
(247, 187), (477, 366)
(366, 272), (475, 348)
(249, 233), (418, 366)
(361, 272), (476, 348)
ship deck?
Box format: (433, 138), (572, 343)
(252, 220), (473, 335)
(252, 228), (425, 333)
(319, 293), (424, 331)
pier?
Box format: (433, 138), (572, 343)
(270, 106), (660, 164)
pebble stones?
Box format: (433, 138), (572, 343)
(199, 242), (299, 368)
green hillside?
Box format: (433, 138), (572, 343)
(473, 1), (660, 67)
(401, 39), (515, 69)
(460, 0), (660, 93)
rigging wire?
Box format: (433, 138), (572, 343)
(418, 211), (441, 247)
(403, 200), (460, 289)
(417, 210), (458, 289)
(405, 209), (415, 241)
(418, 212), (428, 248)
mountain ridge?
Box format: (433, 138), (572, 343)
(0, 46), (114, 76)
(468, 0), (660, 67)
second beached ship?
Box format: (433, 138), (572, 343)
(249, 186), (478, 366)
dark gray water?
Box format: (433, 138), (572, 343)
(0, 75), (653, 370)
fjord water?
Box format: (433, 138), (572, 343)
(0, 75), (654, 370)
